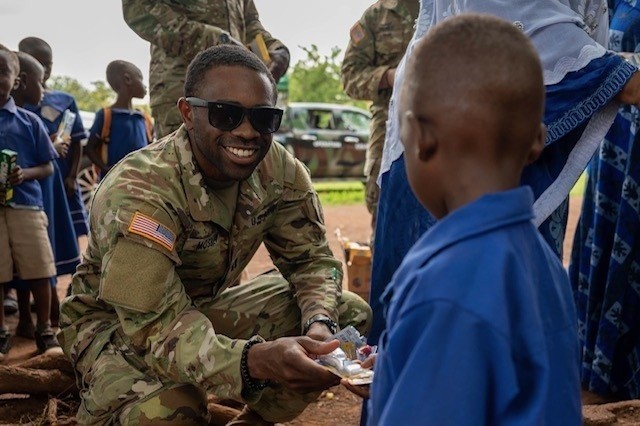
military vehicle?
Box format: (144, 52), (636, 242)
(274, 102), (370, 180)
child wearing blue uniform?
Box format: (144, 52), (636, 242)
(10, 52), (80, 338)
(0, 45), (60, 360)
(86, 60), (151, 178)
(19, 37), (88, 238)
(362, 16), (581, 424)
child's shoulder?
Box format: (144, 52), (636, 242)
(43, 90), (78, 111)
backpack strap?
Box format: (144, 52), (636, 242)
(142, 112), (154, 143)
(99, 107), (112, 165)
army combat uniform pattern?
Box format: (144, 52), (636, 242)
(122, 0), (287, 138)
(59, 127), (371, 424)
(341, 0), (417, 234)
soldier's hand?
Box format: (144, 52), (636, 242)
(306, 322), (333, 342)
(247, 336), (341, 393)
(268, 48), (289, 83)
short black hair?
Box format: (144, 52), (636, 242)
(184, 45), (276, 100)
(18, 37), (52, 55)
(0, 44), (19, 75)
(16, 51), (43, 76)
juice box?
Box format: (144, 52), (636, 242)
(0, 149), (17, 205)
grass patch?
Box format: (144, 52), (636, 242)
(314, 180), (365, 206)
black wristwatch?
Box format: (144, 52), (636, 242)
(303, 314), (338, 335)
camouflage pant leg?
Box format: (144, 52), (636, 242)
(196, 270), (372, 422)
(151, 102), (183, 139)
(76, 341), (209, 425)
(365, 156), (381, 245)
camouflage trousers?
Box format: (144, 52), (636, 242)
(365, 156), (381, 245)
(152, 101), (184, 139)
(76, 271), (372, 425)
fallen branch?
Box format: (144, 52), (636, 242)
(0, 365), (77, 395)
(207, 402), (241, 425)
(16, 348), (74, 374)
(46, 397), (58, 424)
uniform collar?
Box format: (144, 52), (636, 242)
(1, 97), (17, 114)
(173, 126), (266, 230)
(381, 186), (536, 308)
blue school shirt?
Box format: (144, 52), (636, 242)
(368, 187), (581, 426)
(0, 97), (57, 209)
(89, 108), (149, 170)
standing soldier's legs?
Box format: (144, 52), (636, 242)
(365, 157), (381, 237)
(198, 270), (372, 422)
(152, 102), (184, 139)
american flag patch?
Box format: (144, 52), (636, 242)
(128, 212), (176, 251)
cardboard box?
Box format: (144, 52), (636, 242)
(336, 230), (372, 303)
(0, 149), (17, 205)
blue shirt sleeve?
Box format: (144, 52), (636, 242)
(371, 301), (521, 426)
(68, 98), (86, 143)
(89, 109), (105, 139)
(33, 115), (57, 165)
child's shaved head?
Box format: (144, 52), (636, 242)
(18, 37), (53, 82)
(16, 51), (43, 77)
(401, 14), (544, 157)
(399, 14), (546, 218)
(106, 60), (140, 91)
(0, 44), (19, 75)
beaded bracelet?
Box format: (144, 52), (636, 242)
(240, 335), (270, 392)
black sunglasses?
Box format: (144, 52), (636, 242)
(186, 97), (283, 134)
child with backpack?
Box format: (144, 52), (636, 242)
(86, 60), (153, 178)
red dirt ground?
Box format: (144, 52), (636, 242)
(1, 199), (585, 425)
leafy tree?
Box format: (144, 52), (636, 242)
(288, 45), (368, 109)
(49, 76), (115, 112)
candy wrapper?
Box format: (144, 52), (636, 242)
(317, 326), (377, 385)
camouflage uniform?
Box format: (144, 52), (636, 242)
(341, 0), (417, 236)
(59, 127), (371, 424)
(122, 0), (288, 138)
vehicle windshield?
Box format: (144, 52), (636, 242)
(338, 111), (369, 132)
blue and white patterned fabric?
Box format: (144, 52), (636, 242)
(570, 0), (640, 399)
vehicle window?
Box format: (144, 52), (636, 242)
(290, 109), (308, 130)
(338, 111), (370, 132)
(309, 110), (335, 130)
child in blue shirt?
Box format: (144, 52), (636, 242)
(10, 51), (80, 338)
(18, 37), (88, 238)
(86, 60), (152, 178)
(0, 45), (60, 360)
(356, 15), (581, 425)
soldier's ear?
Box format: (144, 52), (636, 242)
(177, 97), (194, 130)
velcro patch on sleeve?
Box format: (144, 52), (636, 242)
(128, 211), (176, 251)
(350, 22), (366, 45)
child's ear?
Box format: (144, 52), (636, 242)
(402, 111), (437, 163)
(526, 123), (546, 165)
(177, 97), (194, 130)
(17, 72), (27, 90)
(123, 72), (132, 86)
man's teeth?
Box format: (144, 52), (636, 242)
(226, 147), (256, 158)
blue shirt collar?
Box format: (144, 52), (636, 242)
(1, 97), (17, 114)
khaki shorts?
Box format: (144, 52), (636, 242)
(0, 207), (55, 282)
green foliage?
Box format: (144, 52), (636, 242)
(49, 76), (115, 111)
(288, 45), (368, 110)
(314, 180), (365, 206)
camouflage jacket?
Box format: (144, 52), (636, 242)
(122, 0), (286, 109)
(59, 126), (342, 400)
(340, 0), (417, 174)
